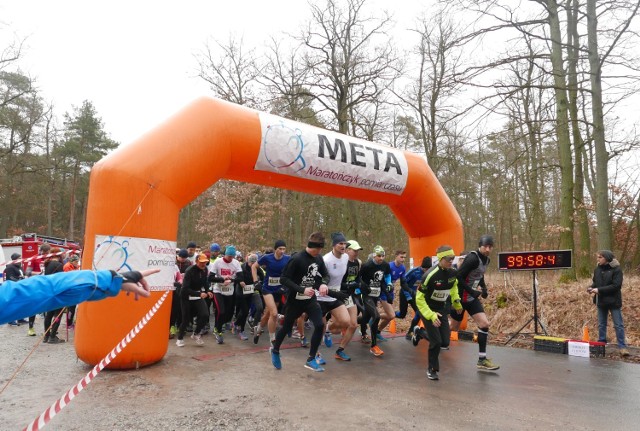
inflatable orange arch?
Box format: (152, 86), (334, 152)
(75, 97), (463, 369)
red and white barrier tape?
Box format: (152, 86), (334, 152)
(23, 289), (170, 431)
(0, 250), (81, 268)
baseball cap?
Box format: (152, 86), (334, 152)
(178, 248), (189, 258)
(11, 253), (21, 260)
(187, 241), (197, 249)
(210, 243), (221, 252)
(196, 253), (209, 263)
(373, 245), (385, 256)
(347, 240), (363, 251)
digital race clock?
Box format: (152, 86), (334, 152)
(498, 250), (572, 271)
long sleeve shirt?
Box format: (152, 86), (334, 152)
(0, 270), (123, 324)
(416, 264), (462, 322)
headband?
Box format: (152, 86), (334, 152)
(308, 241), (325, 249)
(436, 249), (455, 260)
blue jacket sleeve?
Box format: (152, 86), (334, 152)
(0, 270), (122, 325)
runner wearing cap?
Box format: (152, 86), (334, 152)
(3, 253), (26, 328)
(450, 235), (500, 371)
(412, 245), (463, 380)
(359, 245), (392, 357)
(252, 240), (291, 345)
(334, 239), (363, 360)
(320, 232), (353, 362)
(235, 253), (261, 341)
(62, 254), (81, 329)
(209, 245), (244, 344)
(176, 253), (213, 347)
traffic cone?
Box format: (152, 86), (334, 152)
(389, 319), (396, 334)
(450, 330), (459, 341)
(460, 311), (468, 330)
(582, 325), (590, 341)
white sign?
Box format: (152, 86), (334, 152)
(93, 235), (176, 291)
(255, 113), (409, 195)
(567, 341), (590, 358)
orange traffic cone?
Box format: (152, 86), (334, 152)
(450, 330), (459, 341)
(582, 325), (590, 341)
(460, 311), (468, 330)
(389, 319), (396, 334)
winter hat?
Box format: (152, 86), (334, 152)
(187, 241), (197, 249)
(331, 232), (347, 246)
(210, 243), (221, 252)
(11, 253), (21, 261)
(421, 256), (432, 268)
(274, 239), (287, 249)
(225, 245), (237, 257)
(178, 249), (189, 258)
(598, 250), (614, 263)
(373, 245), (385, 256)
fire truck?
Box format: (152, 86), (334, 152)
(0, 233), (82, 283)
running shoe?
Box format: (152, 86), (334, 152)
(300, 336), (309, 348)
(441, 346), (450, 350)
(315, 353), (327, 365)
(304, 358), (325, 372)
(477, 358), (500, 370)
(620, 348), (630, 357)
(16, 319), (28, 324)
(291, 329), (302, 339)
(176, 339), (185, 347)
(370, 345), (384, 357)
(376, 333), (388, 342)
(270, 347), (282, 369)
(253, 326), (261, 344)
(169, 325), (178, 336)
(191, 334), (204, 346)
(360, 334), (371, 344)
(405, 330), (413, 341)
(324, 332), (333, 348)
(8, 321), (19, 326)
(213, 329), (224, 344)
(47, 336), (65, 344)
(27, 328), (36, 337)
(426, 369), (439, 380)
(334, 349), (351, 361)
(238, 330), (249, 341)
(412, 325), (422, 346)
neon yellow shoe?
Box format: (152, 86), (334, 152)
(27, 328), (36, 337)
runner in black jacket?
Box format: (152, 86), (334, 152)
(270, 232), (330, 372)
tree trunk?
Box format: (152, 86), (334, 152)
(548, 0), (576, 281)
(587, 0), (612, 251)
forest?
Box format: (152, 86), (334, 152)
(2, 0), (639, 279)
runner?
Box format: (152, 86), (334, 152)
(176, 253), (212, 347)
(236, 253), (261, 340)
(397, 256), (432, 340)
(334, 239), (364, 360)
(412, 246), (463, 380)
(252, 240), (291, 346)
(359, 245), (392, 357)
(450, 235), (500, 371)
(209, 245), (244, 344)
(321, 232), (354, 362)
(269, 232), (330, 372)
(377, 250), (407, 339)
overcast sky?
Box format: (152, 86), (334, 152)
(1, 0), (422, 145)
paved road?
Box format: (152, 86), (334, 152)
(1, 326), (639, 430)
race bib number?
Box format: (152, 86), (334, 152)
(221, 284), (233, 295)
(430, 290), (449, 302)
(369, 286), (381, 297)
(343, 295), (355, 308)
(268, 276), (281, 286)
(243, 284), (255, 295)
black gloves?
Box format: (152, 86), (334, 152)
(481, 288), (488, 299)
(328, 290), (349, 301)
(120, 270), (143, 284)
